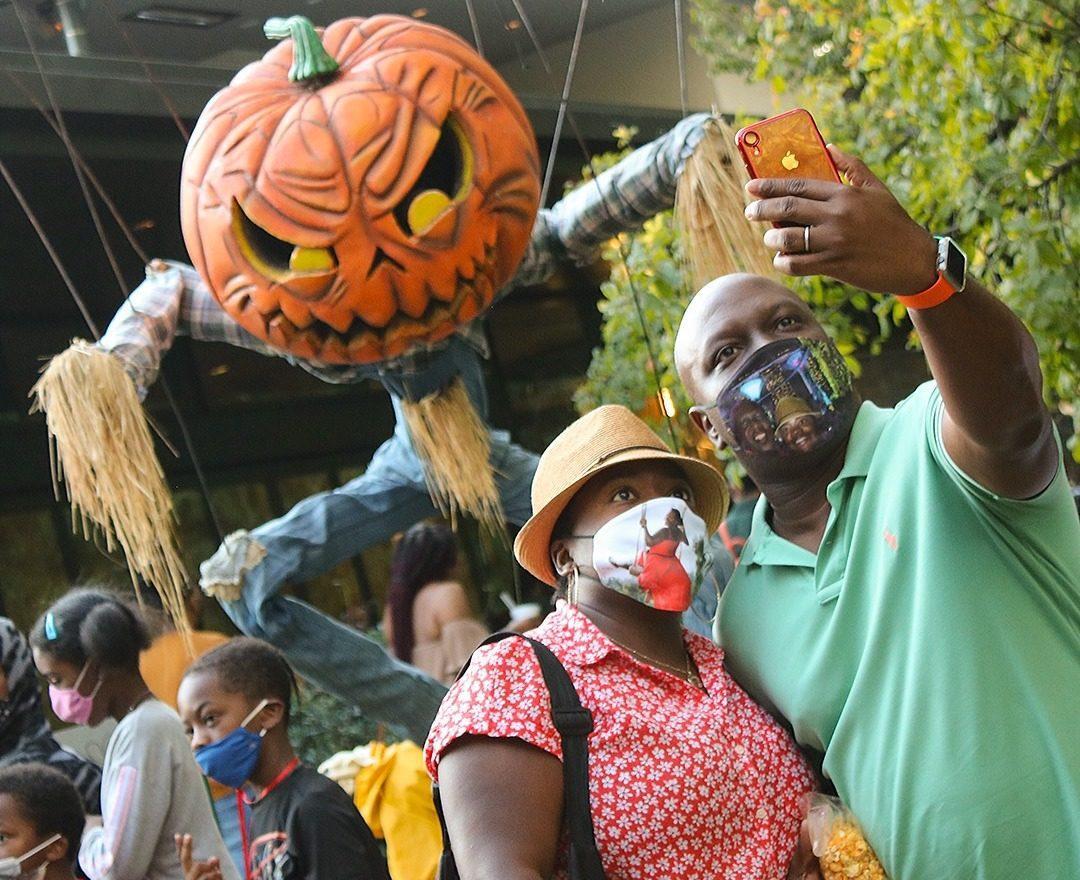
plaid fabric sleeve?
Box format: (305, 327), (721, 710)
(98, 260), (280, 396)
(503, 113), (711, 295)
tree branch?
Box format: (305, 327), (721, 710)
(1039, 153), (1080, 188)
(1038, 48), (1067, 146)
(1033, 0), (1080, 32)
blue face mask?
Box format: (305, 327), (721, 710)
(194, 699), (270, 789)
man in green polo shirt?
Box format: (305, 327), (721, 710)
(675, 145), (1080, 879)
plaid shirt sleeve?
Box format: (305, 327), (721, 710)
(98, 260), (282, 396)
(98, 260), (459, 388)
(506, 112), (711, 292)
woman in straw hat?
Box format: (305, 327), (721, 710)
(425, 405), (815, 879)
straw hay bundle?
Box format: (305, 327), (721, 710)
(30, 340), (191, 639)
(675, 116), (778, 290)
(400, 377), (504, 537)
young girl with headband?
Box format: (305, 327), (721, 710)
(30, 589), (236, 880)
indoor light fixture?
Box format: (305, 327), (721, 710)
(125, 6), (236, 28)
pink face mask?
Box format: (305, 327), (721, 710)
(49, 662), (102, 726)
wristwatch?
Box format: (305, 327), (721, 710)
(895, 236), (967, 310)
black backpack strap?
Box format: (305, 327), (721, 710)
(433, 779), (459, 880)
(435, 632), (606, 880)
(514, 636), (605, 880)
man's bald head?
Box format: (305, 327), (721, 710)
(669, 273), (820, 403)
(675, 273), (857, 483)
(673, 272), (812, 395)
(674, 273), (823, 408)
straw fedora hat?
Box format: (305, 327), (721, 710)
(514, 405), (729, 585)
(774, 394), (816, 428)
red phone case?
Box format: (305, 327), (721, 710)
(736, 108), (841, 186)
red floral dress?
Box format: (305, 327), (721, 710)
(425, 606), (815, 880)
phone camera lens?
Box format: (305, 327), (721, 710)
(744, 131), (760, 147)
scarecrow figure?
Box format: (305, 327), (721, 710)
(36, 14), (758, 742)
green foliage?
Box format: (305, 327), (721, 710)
(574, 126), (721, 458)
(289, 623), (397, 764)
(290, 683), (397, 766)
(692, 0), (1079, 451)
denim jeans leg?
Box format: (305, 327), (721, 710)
(212, 793), (247, 876)
(216, 436), (450, 743)
(492, 438), (539, 526)
(214, 365), (541, 743)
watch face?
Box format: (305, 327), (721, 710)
(939, 237), (968, 290)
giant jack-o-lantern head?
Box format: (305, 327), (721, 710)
(181, 15), (541, 365)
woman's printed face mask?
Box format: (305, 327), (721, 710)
(574, 497), (709, 612)
(698, 337), (856, 467)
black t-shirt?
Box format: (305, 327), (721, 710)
(249, 764), (390, 880)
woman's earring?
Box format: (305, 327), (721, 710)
(568, 565), (580, 606)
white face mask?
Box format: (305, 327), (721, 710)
(0, 834), (62, 879)
(587, 497), (709, 612)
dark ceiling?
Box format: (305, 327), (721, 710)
(0, 0), (668, 66)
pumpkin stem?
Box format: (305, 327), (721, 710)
(264, 16), (339, 85)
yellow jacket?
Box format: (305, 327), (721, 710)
(321, 741), (441, 880)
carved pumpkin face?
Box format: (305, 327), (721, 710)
(181, 15), (540, 364)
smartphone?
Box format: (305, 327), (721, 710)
(735, 108), (841, 200)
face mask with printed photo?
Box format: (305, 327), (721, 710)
(709, 337), (856, 463)
(590, 497), (708, 612)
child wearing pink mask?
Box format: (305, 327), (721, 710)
(30, 589), (236, 880)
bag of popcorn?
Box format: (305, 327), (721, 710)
(803, 794), (886, 880)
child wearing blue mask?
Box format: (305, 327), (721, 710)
(176, 638), (388, 880)
(0, 763), (83, 880)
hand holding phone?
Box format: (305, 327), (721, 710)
(740, 127), (940, 297)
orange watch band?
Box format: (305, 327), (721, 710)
(896, 236), (967, 310)
(894, 273), (960, 311)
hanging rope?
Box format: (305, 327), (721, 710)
(538, 0), (589, 209)
(12, 2), (129, 295)
(100, 0), (190, 141)
(0, 158), (100, 338)
(464, 0), (485, 57)
(157, 375), (225, 541)
(507, 0), (552, 74)
(514, 0), (679, 447)
(674, 0), (689, 117)
(4, 72), (150, 265)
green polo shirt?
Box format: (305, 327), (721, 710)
(717, 382), (1080, 880)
